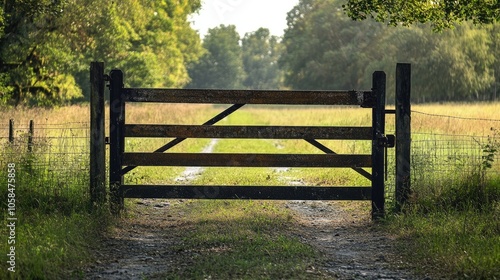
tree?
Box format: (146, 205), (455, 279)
(62, 0), (204, 96)
(187, 25), (245, 89)
(487, 23), (500, 100)
(0, 0), (203, 106)
(343, 0), (500, 31)
(280, 0), (387, 90)
(280, 0), (499, 102)
(241, 28), (283, 89)
(437, 24), (495, 100)
(0, 0), (76, 106)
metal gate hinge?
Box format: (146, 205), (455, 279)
(105, 137), (110, 145)
(378, 135), (395, 148)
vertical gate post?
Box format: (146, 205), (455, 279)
(395, 63), (411, 210)
(109, 69), (125, 213)
(90, 62), (106, 205)
(372, 71), (386, 219)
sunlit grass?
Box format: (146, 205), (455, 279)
(411, 102), (500, 135)
(386, 206), (500, 279)
(159, 200), (322, 279)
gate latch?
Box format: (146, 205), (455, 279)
(378, 134), (395, 148)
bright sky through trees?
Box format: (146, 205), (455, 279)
(190, 0), (300, 38)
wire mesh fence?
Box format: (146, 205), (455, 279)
(385, 110), (500, 207)
(0, 121), (91, 205)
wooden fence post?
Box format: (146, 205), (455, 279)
(395, 63), (411, 210)
(9, 119), (14, 144)
(28, 120), (34, 152)
(109, 69), (125, 213)
(372, 71), (386, 219)
(90, 62), (106, 205)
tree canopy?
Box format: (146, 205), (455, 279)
(343, 0), (500, 30)
(187, 26), (284, 90)
(1, 0), (499, 105)
(280, 0), (499, 102)
(0, 0), (203, 106)
(186, 25), (245, 89)
(242, 28), (283, 89)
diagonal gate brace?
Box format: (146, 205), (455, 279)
(122, 104), (245, 175)
(305, 138), (372, 180)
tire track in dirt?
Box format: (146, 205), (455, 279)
(287, 200), (427, 280)
(83, 200), (185, 279)
(276, 166), (428, 280)
(174, 139), (219, 183)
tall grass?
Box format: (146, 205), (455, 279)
(384, 103), (500, 279)
(0, 124), (109, 279)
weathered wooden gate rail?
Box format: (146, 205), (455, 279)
(90, 62), (411, 219)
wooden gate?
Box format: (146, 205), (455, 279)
(90, 62), (412, 219)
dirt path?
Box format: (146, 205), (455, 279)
(82, 199), (427, 280)
(83, 139), (426, 279)
(83, 200), (184, 279)
(287, 200), (424, 280)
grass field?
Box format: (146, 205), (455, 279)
(0, 102), (499, 279)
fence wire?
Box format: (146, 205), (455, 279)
(385, 111), (500, 206)
(0, 122), (90, 204)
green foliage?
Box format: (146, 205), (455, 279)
(343, 0), (500, 31)
(385, 23), (496, 101)
(280, 0), (386, 90)
(482, 128), (499, 170)
(0, 0), (75, 106)
(280, 0), (500, 102)
(1, 0), (498, 105)
(188, 26), (285, 90)
(187, 25), (245, 89)
(242, 28), (284, 89)
(0, 0), (203, 106)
